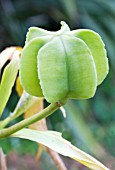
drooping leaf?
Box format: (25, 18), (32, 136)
(12, 129), (110, 170)
(0, 53), (19, 116)
(71, 29), (109, 85)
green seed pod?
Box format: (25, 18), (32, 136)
(20, 21), (109, 103)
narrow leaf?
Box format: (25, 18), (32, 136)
(12, 129), (109, 170)
(0, 53), (19, 116)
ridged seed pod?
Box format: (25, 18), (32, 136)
(20, 21), (109, 103)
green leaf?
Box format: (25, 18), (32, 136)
(71, 29), (109, 85)
(12, 129), (110, 170)
(38, 35), (97, 103)
(0, 54), (19, 116)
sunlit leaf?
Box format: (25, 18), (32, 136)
(0, 52), (20, 116)
(12, 129), (109, 170)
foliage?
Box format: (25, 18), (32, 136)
(12, 129), (109, 170)
(0, 0), (115, 169)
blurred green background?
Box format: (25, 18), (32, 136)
(0, 0), (115, 170)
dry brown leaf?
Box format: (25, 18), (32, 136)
(24, 99), (47, 130)
(24, 100), (67, 170)
(24, 98), (47, 161)
(0, 148), (7, 170)
(46, 147), (67, 170)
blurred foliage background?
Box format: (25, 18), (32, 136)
(0, 0), (115, 169)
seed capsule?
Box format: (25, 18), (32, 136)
(20, 21), (109, 103)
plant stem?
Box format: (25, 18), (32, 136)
(0, 117), (11, 129)
(0, 92), (40, 129)
(0, 102), (60, 139)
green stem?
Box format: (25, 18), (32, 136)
(0, 102), (60, 139)
(0, 117), (11, 129)
(0, 92), (39, 129)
